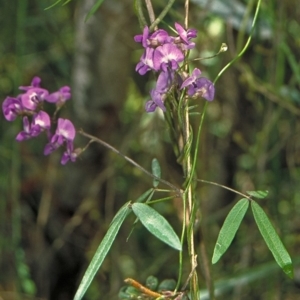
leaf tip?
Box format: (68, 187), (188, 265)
(283, 263), (294, 279)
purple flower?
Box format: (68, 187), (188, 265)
(44, 118), (76, 155)
(16, 111), (51, 141)
(134, 26), (171, 48)
(45, 86), (71, 105)
(153, 43), (184, 72)
(61, 141), (80, 165)
(156, 69), (175, 93)
(192, 77), (215, 101)
(145, 100), (158, 112)
(2, 96), (23, 121)
(174, 23), (197, 49)
(134, 26), (150, 47)
(145, 70), (175, 113)
(148, 88), (166, 112)
(135, 47), (155, 75)
(148, 29), (171, 46)
(21, 88), (49, 111)
(19, 76), (42, 91)
(180, 68), (202, 89)
(181, 68), (215, 101)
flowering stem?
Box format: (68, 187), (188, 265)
(181, 0), (200, 297)
(182, 1), (262, 297)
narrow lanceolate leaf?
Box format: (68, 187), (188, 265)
(212, 198), (249, 264)
(73, 203), (131, 300)
(132, 203), (182, 251)
(246, 190), (269, 199)
(151, 158), (161, 188)
(251, 201), (293, 278)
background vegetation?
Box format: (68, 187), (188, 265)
(0, 0), (299, 299)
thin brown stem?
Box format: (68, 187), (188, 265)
(144, 0), (157, 29)
(184, 0), (189, 29)
(78, 129), (182, 195)
(197, 179), (252, 201)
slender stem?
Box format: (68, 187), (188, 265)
(182, 1), (262, 297)
(188, 0), (262, 191)
(78, 129), (182, 195)
(181, 0), (199, 297)
(214, 0), (262, 84)
(197, 179), (252, 201)
(149, 0), (175, 31)
(176, 191), (186, 292)
(144, 0), (156, 27)
(136, 0), (148, 29)
(184, 0), (189, 29)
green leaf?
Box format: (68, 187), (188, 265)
(85, 0), (105, 22)
(151, 158), (161, 187)
(132, 203), (182, 251)
(73, 203), (131, 300)
(212, 198), (249, 264)
(251, 201), (293, 278)
(126, 190), (155, 242)
(246, 190), (268, 199)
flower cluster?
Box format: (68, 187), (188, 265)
(2, 77), (80, 164)
(134, 23), (215, 112)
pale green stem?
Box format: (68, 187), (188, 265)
(183, 1), (262, 299)
(135, 0), (148, 28)
(149, 0), (175, 31)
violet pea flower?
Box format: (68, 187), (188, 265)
(175, 22), (197, 49)
(148, 88), (166, 112)
(156, 69), (175, 93)
(134, 26), (171, 48)
(181, 68), (215, 101)
(2, 96), (23, 121)
(21, 88), (49, 111)
(19, 76), (42, 91)
(145, 100), (158, 113)
(16, 111), (51, 141)
(180, 68), (202, 89)
(135, 47), (155, 75)
(61, 141), (81, 165)
(153, 43), (184, 72)
(45, 86), (71, 105)
(44, 118), (76, 155)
